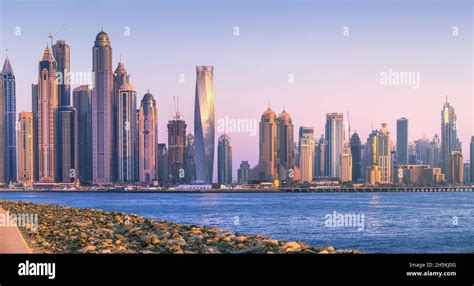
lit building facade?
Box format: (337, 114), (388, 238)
(2, 55), (17, 183)
(325, 113), (344, 179)
(92, 31), (113, 184)
(194, 66), (215, 184)
(137, 92), (158, 184)
(17, 112), (34, 185)
(37, 47), (58, 183)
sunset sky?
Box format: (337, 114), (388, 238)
(1, 0), (472, 179)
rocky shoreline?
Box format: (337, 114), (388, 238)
(0, 200), (362, 254)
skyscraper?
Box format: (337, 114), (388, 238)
(0, 75), (4, 184)
(52, 40), (71, 107)
(298, 126), (314, 182)
(37, 47), (58, 183)
(52, 40), (71, 182)
(251, 107), (277, 182)
(137, 91), (158, 184)
(448, 150), (463, 184)
(116, 82), (137, 183)
(464, 163), (471, 185)
(350, 132), (362, 182)
(73, 85), (93, 184)
(470, 136), (474, 183)
(441, 98), (460, 177)
(168, 111), (186, 184)
(217, 134), (232, 184)
(92, 30), (113, 184)
(2, 54), (17, 183)
(396, 118), (408, 164)
(185, 133), (196, 184)
(377, 123), (391, 183)
(31, 84), (39, 182)
(59, 107), (78, 183)
(112, 62), (130, 181)
(276, 110), (295, 180)
(314, 135), (326, 178)
(365, 124), (392, 184)
(325, 113), (344, 179)
(157, 143), (169, 186)
(341, 143), (352, 182)
(238, 161), (251, 183)
(194, 66), (215, 184)
(17, 112), (34, 185)
(414, 136), (429, 164)
(427, 134), (441, 169)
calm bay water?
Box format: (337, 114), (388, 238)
(0, 192), (473, 253)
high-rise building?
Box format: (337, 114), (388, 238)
(427, 134), (441, 169)
(137, 91), (158, 184)
(350, 132), (362, 182)
(194, 66), (215, 184)
(17, 112), (34, 185)
(92, 30), (113, 184)
(168, 112), (186, 184)
(37, 47), (58, 183)
(238, 161), (251, 183)
(299, 126), (314, 182)
(341, 143), (352, 182)
(470, 136), (474, 183)
(2, 55), (17, 183)
(414, 136), (429, 164)
(464, 163), (471, 185)
(325, 113), (344, 179)
(52, 40), (71, 183)
(116, 82), (137, 183)
(365, 124), (392, 184)
(314, 135), (326, 178)
(112, 62), (130, 181)
(0, 75), (4, 184)
(31, 84), (39, 182)
(217, 134), (232, 184)
(157, 143), (169, 186)
(276, 110), (295, 180)
(73, 85), (93, 184)
(396, 118), (408, 164)
(377, 123), (391, 183)
(52, 40), (71, 107)
(185, 133), (196, 184)
(448, 150), (463, 185)
(251, 107), (277, 182)
(441, 98), (460, 177)
(59, 106), (78, 183)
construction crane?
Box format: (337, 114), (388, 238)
(48, 27), (67, 46)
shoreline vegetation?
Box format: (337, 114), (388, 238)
(0, 200), (362, 254)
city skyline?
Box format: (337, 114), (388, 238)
(0, 0), (472, 181)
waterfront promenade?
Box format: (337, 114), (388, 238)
(0, 208), (32, 253)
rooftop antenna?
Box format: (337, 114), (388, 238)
(173, 96), (182, 120)
(5, 48), (8, 59)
